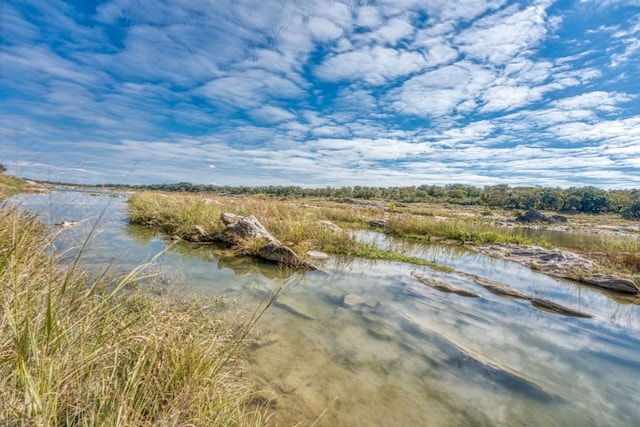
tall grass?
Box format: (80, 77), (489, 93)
(0, 204), (269, 426)
(128, 192), (453, 270)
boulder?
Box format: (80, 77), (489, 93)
(515, 209), (548, 223)
(220, 213), (315, 270)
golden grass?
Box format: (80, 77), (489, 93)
(128, 192), (453, 270)
(129, 192), (640, 276)
(0, 204), (269, 426)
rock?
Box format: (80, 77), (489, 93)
(576, 274), (639, 295)
(530, 298), (593, 318)
(220, 213), (315, 270)
(55, 220), (77, 227)
(368, 326), (393, 341)
(221, 213), (280, 243)
(471, 244), (638, 295)
(343, 293), (366, 307)
(457, 272), (530, 300)
(549, 215), (568, 223)
(307, 250), (329, 259)
(368, 219), (387, 228)
(516, 209), (548, 223)
(200, 198), (223, 205)
(317, 220), (340, 232)
(410, 271), (479, 298)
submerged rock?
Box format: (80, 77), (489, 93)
(530, 298), (593, 318)
(410, 271), (479, 298)
(55, 220), (77, 228)
(457, 272), (530, 300)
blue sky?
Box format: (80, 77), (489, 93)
(1, 0), (640, 188)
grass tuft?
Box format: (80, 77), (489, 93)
(0, 204), (268, 426)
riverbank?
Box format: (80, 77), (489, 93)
(0, 179), (267, 425)
(127, 191), (639, 284)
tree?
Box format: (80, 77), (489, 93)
(0, 163), (6, 174)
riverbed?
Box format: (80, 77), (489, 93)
(10, 190), (640, 426)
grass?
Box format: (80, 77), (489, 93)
(0, 174), (31, 198)
(129, 192), (640, 276)
(128, 192), (452, 270)
(0, 201), (269, 425)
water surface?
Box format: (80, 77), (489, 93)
(10, 191), (640, 426)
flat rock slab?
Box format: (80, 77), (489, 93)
(411, 271), (479, 298)
(530, 298), (593, 318)
(457, 272), (530, 300)
(471, 244), (638, 295)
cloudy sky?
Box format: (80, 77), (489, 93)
(1, 0), (639, 188)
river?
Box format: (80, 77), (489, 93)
(10, 190), (640, 426)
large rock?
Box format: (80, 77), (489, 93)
(220, 213), (315, 270)
(221, 213), (280, 243)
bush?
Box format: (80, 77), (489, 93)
(622, 201), (640, 220)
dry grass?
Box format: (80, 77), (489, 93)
(0, 203), (269, 426)
(128, 192), (453, 270)
(129, 192), (640, 276)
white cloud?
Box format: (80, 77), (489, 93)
(315, 46), (427, 84)
(355, 6), (382, 29)
(308, 17), (344, 41)
(390, 62), (493, 117)
(199, 70), (303, 108)
(455, 2), (551, 64)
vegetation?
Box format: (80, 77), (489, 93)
(0, 199), (268, 425)
(46, 179), (640, 216)
(622, 201), (640, 221)
(0, 174), (30, 198)
(128, 192), (452, 271)
(128, 191), (640, 276)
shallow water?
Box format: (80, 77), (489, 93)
(10, 190), (640, 426)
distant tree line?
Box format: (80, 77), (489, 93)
(78, 181), (640, 217)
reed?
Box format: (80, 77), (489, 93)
(0, 203), (268, 426)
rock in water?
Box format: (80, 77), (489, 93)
(457, 272), (531, 300)
(530, 298), (593, 318)
(576, 274), (639, 295)
(220, 213), (316, 270)
(410, 271), (479, 298)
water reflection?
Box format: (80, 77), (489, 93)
(8, 190), (640, 426)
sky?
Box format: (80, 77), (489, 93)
(1, 0), (640, 188)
